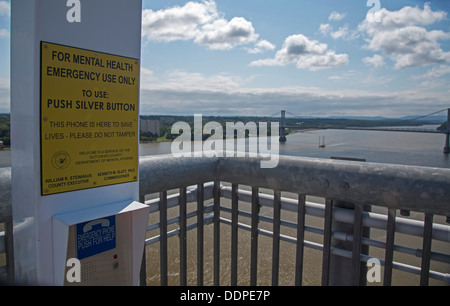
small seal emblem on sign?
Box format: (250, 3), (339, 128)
(51, 151), (71, 169)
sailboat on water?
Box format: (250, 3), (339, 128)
(319, 135), (326, 148)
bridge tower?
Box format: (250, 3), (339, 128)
(279, 110), (287, 143)
(444, 108), (450, 154)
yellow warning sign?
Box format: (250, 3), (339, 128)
(40, 41), (139, 195)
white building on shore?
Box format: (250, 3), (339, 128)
(140, 119), (160, 137)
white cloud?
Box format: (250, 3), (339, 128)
(250, 34), (348, 71)
(367, 3), (446, 29)
(330, 26), (349, 40)
(410, 64), (450, 88)
(359, 3), (450, 69)
(194, 16), (259, 50)
(319, 23), (357, 40)
(0, 28), (8, 38)
(0, 78), (9, 113)
(0, 78), (9, 89)
(363, 54), (385, 68)
(141, 0), (271, 52)
(319, 23), (332, 36)
(417, 65), (450, 79)
(139, 69), (449, 117)
(328, 11), (346, 21)
(140, 69), (246, 93)
(140, 67), (156, 88)
(141, 0), (218, 42)
(0, 1), (10, 17)
(328, 70), (358, 82)
(246, 40), (276, 54)
(320, 11), (358, 40)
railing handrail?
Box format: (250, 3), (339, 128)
(140, 154), (450, 215)
(1, 154), (450, 221)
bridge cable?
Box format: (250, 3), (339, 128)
(397, 108), (448, 124)
(266, 108), (448, 122)
(285, 111), (303, 118)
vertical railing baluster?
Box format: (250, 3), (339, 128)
(160, 191), (168, 286)
(420, 213), (433, 286)
(139, 193), (147, 286)
(351, 203), (363, 286)
(213, 181), (221, 286)
(383, 208), (396, 286)
(272, 190), (281, 286)
(179, 187), (187, 286)
(197, 183), (204, 286)
(321, 199), (333, 286)
(295, 194), (306, 286)
(231, 183), (239, 286)
(250, 186), (260, 286)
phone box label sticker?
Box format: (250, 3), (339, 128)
(76, 215), (116, 260)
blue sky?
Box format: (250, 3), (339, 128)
(1, 1), (450, 117)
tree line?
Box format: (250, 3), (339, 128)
(0, 114), (444, 146)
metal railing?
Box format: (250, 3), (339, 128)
(0, 167), (12, 284)
(138, 154), (450, 286)
(1, 154), (450, 285)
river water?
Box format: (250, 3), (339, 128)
(138, 126), (450, 168)
(1, 127), (449, 285)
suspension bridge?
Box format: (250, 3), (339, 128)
(272, 108), (450, 154)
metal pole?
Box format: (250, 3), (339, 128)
(179, 187), (187, 286)
(420, 213), (434, 286)
(321, 199), (333, 286)
(383, 208), (396, 286)
(197, 184), (204, 286)
(279, 110), (287, 143)
(444, 108), (450, 154)
(250, 186), (259, 286)
(271, 191), (281, 286)
(328, 157), (370, 286)
(351, 204), (364, 286)
(213, 181), (221, 286)
(295, 195), (306, 286)
(160, 191), (168, 286)
(231, 183), (239, 286)
(139, 194), (147, 286)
